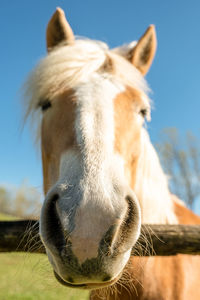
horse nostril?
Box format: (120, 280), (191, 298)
(40, 193), (66, 252)
(43, 194), (60, 229)
(102, 193), (140, 255)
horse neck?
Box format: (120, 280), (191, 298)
(133, 129), (177, 224)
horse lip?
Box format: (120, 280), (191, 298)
(54, 271), (87, 288)
(53, 271), (120, 290)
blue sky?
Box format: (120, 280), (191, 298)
(0, 0), (200, 194)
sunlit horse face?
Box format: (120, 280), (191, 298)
(28, 8), (156, 289)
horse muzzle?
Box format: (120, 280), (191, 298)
(40, 187), (141, 288)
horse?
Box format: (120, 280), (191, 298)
(24, 7), (200, 300)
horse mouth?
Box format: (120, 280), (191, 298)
(54, 271), (121, 289)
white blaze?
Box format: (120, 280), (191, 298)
(59, 74), (126, 263)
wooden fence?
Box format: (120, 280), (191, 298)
(0, 221), (200, 256)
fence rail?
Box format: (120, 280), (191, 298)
(0, 221), (200, 256)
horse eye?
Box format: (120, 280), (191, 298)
(39, 99), (52, 112)
(140, 108), (147, 118)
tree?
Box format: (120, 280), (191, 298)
(0, 182), (42, 218)
(157, 128), (200, 209)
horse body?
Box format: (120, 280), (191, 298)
(24, 8), (200, 299)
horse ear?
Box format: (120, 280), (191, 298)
(130, 25), (157, 75)
(46, 7), (74, 52)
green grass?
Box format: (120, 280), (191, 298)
(0, 213), (20, 221)
(0, 214), (89, 300)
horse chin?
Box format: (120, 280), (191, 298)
(53, 270), (121, 290)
